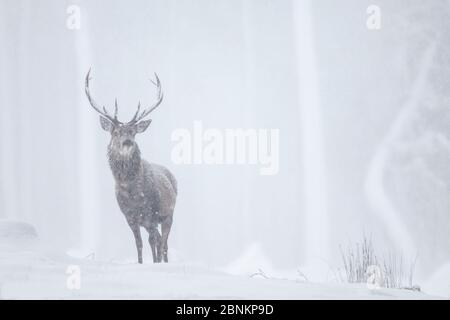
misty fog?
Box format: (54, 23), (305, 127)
(0, 0), (449, 292)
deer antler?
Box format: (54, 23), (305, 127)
(85, 68), (120, 124)
(128, 73), (164, 124)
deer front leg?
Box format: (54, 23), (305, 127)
(129, 223), (143, 264)
(146, 225), (161, 263)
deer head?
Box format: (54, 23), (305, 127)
(85, 68), (164, 157)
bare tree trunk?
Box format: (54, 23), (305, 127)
(365, 43), (437, 256)
(73, 8), (101, 256)
(293, 0), (330, 266)
(0, 3), (17, 220)
(15, 0), (33, 223)
(240, 0), (257, 246)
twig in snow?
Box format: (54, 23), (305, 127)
(250, 268), (270, 279)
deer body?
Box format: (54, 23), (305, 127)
(110, 146), (177, 264)
(85, 69), (176, 263)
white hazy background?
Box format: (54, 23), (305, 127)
(1, 0), (450, 287)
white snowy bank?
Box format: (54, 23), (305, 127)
(0, 221), (443, 299)
(0, 247), (440, 300)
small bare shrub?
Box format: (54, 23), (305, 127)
(339, 235), (417, 290)
(340, 236), (378, 283)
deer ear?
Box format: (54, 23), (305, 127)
(136, 119), (152, 133)
(100, 116), (113, 132)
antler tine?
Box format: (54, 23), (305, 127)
(85, 68), (119, 124)
(102, 105), (117, 122)
(129, 101), (141, 124)
(128, 73), (164, 124)
(114, 98), (119, 121)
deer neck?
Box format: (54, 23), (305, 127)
(108, 144), (142, 186)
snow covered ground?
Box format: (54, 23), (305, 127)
(0, 221), (443, 300)
(0, 246), (440, 300)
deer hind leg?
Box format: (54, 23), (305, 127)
(130, 223), (143, 264)
(146, 225), (161, 263)
(160, 216), (173, 263)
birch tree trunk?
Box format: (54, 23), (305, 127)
(365, 43), (437, 256)
(293, 0), (330, 267)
